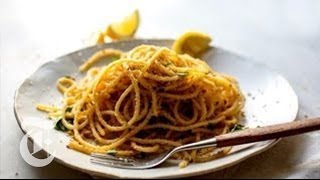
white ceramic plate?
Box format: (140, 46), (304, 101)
(14, 39), (298, 178)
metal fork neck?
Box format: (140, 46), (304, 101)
(173, 138), (218, 153)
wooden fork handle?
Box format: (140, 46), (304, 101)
(215, 118), (320, 147)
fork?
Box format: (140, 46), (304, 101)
(90, 117), (320, 169)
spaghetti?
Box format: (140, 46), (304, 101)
(37, 45), (244, 167)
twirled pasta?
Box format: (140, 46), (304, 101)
(37, 45), (244, 167)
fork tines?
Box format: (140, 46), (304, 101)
(90, 153), (135, 168)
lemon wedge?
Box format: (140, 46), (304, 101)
(172, 31), (212, 57)
(105, 10), (139, 39)
(94, 31), (105, 44)
(88, 31), (106, 46)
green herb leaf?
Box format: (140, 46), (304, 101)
(64, 76), (75, 80)
(65, 107), (73, 113)
(164, 62), (172, 67)
(110, 56), (120, 61)
(66, 118), (74, 125)
(106, 150), (117, 156)
(176, 72), (188, 77)
(231, 124), (246, 132)
(54, 119), (69, 132)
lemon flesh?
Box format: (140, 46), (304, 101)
(172, 31), (212, 57)
(105, 10), (139, 39)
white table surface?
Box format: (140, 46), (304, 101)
(1, 0), (320, 178)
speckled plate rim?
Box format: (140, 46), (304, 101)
(14, 39), (299, 179)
